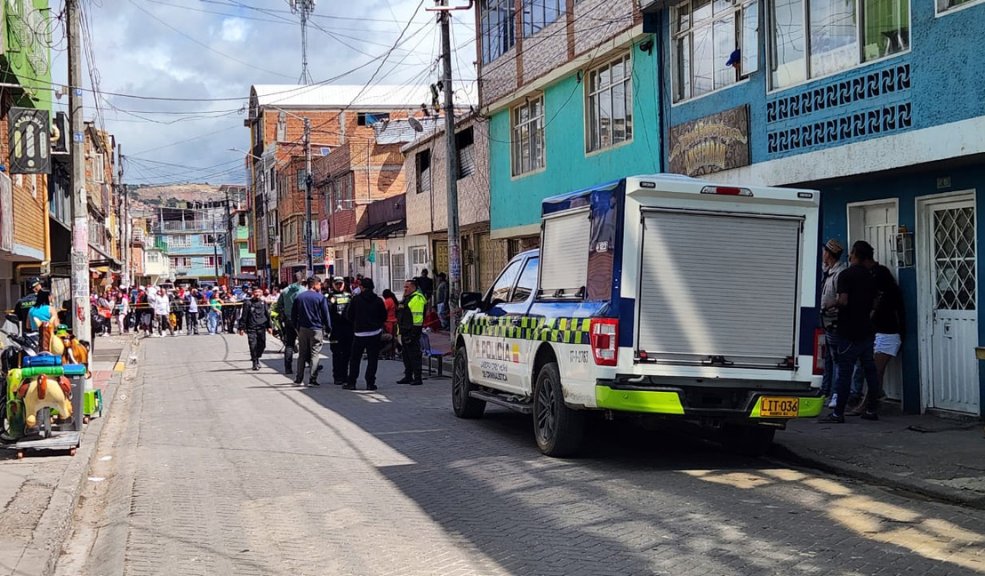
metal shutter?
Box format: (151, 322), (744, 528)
(637, 210), (802, 367)
(540, 209), (591, 293)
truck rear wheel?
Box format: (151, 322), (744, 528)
(532, 362), (584, 457)
(722, 424), (775, 456)
(452, 347), (485, 419)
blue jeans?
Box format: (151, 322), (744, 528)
(851, 361), (865, 397)
(832, 334), (879, 415)
(207, 312), (220, 334)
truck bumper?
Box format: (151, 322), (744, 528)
(595, 381), (824, 420)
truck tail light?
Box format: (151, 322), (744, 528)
(699, 185), (753, 197)
(813, 328), (826, 375)
(591, 318), (619, 366)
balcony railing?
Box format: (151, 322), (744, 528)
(151, 220), (217, 233)
(131, 229), (146, 245)
(236, 226), (249, 240)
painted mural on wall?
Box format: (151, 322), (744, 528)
(669, 106), (750, 177)
(766, 62), (912, 157)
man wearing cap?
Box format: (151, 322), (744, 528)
(273, 271), (306, 375)
(15, 278), (43, 333)
(327, 276), (353, 386)
(291, 276), (332, 386)
(396, 278), (428, 386)
(819, 239), (847, 401)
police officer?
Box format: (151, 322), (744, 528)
(239, 287), (272, 371)
(396, 278), (427, 386)
(327, 276), (353, 386)
(15, 278), (43, 332)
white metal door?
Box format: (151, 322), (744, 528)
(928, 200), (979, 413)
(847, 201), (901, 399)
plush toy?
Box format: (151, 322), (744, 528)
(54, 325), (89, 377)
(12, 374), (73, 430)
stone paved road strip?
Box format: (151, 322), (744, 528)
(60, 334), (985, 575)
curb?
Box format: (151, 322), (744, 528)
(13, 336), (137, 576)
(768, 441), (985, 510)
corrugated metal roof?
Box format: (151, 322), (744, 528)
(374, 117), (443, 144)
(252, 84), (429, 109)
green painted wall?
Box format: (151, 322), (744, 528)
(3, 1), (52, 110)
(489, 43), (660, 232)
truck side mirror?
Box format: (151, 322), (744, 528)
(460, 292), (483, 311)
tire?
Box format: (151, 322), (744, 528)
(452, 347), (485, 419)
(532, 361), (585, 457)
(722, 424), (776, 457)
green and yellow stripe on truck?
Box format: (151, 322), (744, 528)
(460, 315), (592, 345)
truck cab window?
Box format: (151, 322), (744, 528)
(511, 257), (539, 302)
(489, 260), (523, 304)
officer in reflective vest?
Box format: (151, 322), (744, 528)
(328, 277), (353, 386)
(396, 278), (427, 386)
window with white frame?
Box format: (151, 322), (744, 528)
(167, 235), (190, 248)
(587, 54), (633, 152)
(523, 0), (563, 37)
(770, 0), (909, 89)
(410, 246), (428, 266)
(480, 0), (516, 64)
(511, 96), (545, 176)
(938, 0), (979, 11)
(672, 0), (759, 103)
(90, 153), (105, 183)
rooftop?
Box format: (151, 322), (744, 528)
(251, 84), (430, 110)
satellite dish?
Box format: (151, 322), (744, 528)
(408, 117), (424, 133)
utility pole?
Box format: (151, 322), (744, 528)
(224, 186), (233, 287)
(211, 215), (221, 282)
(67, 0), (91, 346)
(118, 143), (128, 288)
(304, 118), (314, 277)
(431, 0), (472, 335)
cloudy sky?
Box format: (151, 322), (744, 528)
(49, 0), (478, 186)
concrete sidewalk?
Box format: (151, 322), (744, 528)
(0, 334), (135, 576)
(772, 402), (985, 509)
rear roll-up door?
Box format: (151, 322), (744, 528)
(637, 210), (802, 367)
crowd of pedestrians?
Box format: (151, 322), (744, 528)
(819, 239), (905, 423)
(90, 283), (281, 338)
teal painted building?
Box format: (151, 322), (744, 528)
(488, 51), (660, 236)
(477, 0), (656, 247)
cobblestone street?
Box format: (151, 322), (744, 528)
(56, 335), (985, 575)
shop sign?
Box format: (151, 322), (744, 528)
(8, 107), (50, 174)
(669, 106), (749, 177)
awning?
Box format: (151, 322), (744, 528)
(355, 222), (388, 239)
(355, 219), (406, 239)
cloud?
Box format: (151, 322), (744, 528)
(48, 0), (474, 187)
(220, 18), (249, 44)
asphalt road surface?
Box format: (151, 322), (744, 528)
(56, 334), (985, 575)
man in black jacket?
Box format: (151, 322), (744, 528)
(343, 278), (387, 390)
(239, 287), (272, 371)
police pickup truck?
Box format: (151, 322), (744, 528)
(452, 174), (826, 456)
